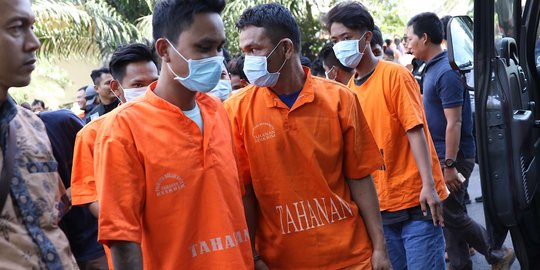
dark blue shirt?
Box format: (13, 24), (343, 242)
(39, 110), (105, 262)
(278, 90), (302, 108)
(423, 51), (476, 160)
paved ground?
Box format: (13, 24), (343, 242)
(465, 166), (520, 269)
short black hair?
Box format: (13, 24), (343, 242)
(32, 99), (45, 108)
(440, 15), (452, 41)
(152, 0), (225, 42)
(407, 12), (444, 45)
(310, 58), (325, 76)
(109, 43), (157, 82)
(318, 43), (354, 73)
(236, 3), (301, 52)
(90, 67), (110, 85)
(228, 55), (248, 81)
(385, 39), (392, 46)
(325, 1), (374, 34)
(300, 56), (311, 68)
(371, 25), (383, 47)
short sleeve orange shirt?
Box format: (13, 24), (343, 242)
(347, 60), (448, 212)
(224, 68), (383, 269)
(94, 82), (252, 270)
(71, 117), (105, 206)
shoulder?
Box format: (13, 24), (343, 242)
(224, 84), (258, 115)
(311, 75), (357, 101)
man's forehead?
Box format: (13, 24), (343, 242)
(239, 26), (272, 46)
(0, 0), (34, 23)
(181, 12), (225, 42)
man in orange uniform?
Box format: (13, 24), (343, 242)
(93, 0), (252, 269)
(225, 3), (391, 270)
(326, 2), (448, 269)
(70, 43), (159, 269)
(71, 43), (159, 214)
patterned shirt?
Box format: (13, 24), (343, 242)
(0, 98), (78, 269)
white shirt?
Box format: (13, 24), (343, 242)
(183, 101), (203, 134)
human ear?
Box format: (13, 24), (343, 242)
(156, 38), (172, 63)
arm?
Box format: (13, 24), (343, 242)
(110, 240), (143, 270)
(243, 184), (268, 270)
(406, 125), (443, 225)
(88, 201), (99, 218)
(443, 106), (462, 192)
(347, 176), (392, 270)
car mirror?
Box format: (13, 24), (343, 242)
(447, 16), (474, 73)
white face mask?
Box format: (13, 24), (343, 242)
(208, 80), (232, 102)
(166, 39), (224, 93)
(122, 86), (147, 102)
(243, 41), (287, 87)
(333, 32), (368, 68)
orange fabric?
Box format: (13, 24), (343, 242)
(340, 256), (372, 270)
(94, 81), (252, 270)
(347, 60), (448, 212)
(224, 68), (383, 269)
(71, 117), (106, 206)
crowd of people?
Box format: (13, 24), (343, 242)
(0, 0), (518, 269)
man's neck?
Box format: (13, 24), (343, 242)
(100, 98), (116, 106)
(270, 60), (306, 96)
(355, 52), (379, 79)
(154, 76), (197, 111)
(424, 45), (444, 63)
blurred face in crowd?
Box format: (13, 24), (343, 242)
(76, 88), (86, 109)
(95, 72), (115, 103)
(372, 44), (383, 59)
(230, 74), (246, 90)
(32, 103), (43, 113)
(0, 0), (40, 92)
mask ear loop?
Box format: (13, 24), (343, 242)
(110, 84), (123, 105)
(268, 40), (289, 73)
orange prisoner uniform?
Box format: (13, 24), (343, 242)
(347, 60), (448, 212)
(94, 82), (252, 270)
(71, 117), (105, 206)
(225, 68), (383, 269)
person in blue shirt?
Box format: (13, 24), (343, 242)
(39, 110), (108, 269)
(406, 12), (515, 270)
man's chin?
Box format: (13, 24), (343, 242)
(11, 77), (32, 88)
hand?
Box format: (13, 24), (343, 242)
(444, 167), (461, 193)
(254, 259), (269, 270)
(419, 186), (444, 226)
(371, 248), (393, 270)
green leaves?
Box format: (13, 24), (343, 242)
(34, 0), (141, 60)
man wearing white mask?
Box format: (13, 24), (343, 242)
(92, 0), (252, 269)
(71, 43), (158, 216)
(225, 3), (391, 269)
(208, 63), (233, 102)
(326, 2), (448, 269)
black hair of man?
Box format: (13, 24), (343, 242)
(407, 12), (444, 45)
(236, 3), (301, 53)
(384, 39), (392, 47)
(222, 47), (231, 64)
(109, 43), (157, 83)
(325, 1), (374, 34)
(32, 99), (45, 108)
(394, 37), (401, 45)
(300, 56), (312, 68)
(310, 58), (325, 76)
(90, 67), (110, 85)
(228, 55), (248, 81)
(440, 15), (452, 41)
(318, 43), (354, 73)
(152, 0), (226, 42)
(371, 25), (383, 47)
